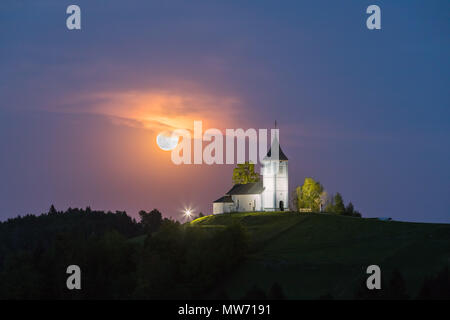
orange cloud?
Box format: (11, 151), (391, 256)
(73, 88), (241, 133)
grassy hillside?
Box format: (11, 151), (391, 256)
(190, 212), (450, 299)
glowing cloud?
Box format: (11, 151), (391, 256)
(71, 88), (241, 134)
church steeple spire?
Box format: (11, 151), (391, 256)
(264, 121), (288, 161)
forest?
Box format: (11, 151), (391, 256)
(0, 206), (248, 299)
(0, 206), (448, 299)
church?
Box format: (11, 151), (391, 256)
(213, 136), (289, 214)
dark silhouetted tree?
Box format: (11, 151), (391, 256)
(139, 209), (163, 234)
(49, 204), (57, 215)
(345, 202), (354, 216)
(333, 193), (346, 215)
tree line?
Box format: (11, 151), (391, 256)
(0, 206), (249, 299)
(1, 206), (448, 299)
(291, 178), (362, 217)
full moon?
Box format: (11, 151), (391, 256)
(156, 131), (179, 151)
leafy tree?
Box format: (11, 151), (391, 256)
(232, 161), (260, 185)
(139, 209), (163, 234)
(297, 178), (325, 212)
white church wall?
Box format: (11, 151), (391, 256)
(262, 161), (288, 211)
(213, 202), (237, 214)
(262, 184), (275, 210)
(213, 203), (224, 215)
(223, 203), (234, 213)
(232, 194), (262, 212)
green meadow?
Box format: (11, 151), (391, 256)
(190, 212), (450, 299)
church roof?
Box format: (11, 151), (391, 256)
(226, 181), (264, 195)
(213, 195), (234, 203)
(264, 137), (288, 161)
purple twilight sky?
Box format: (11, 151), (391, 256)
(0, 0), (449, 222)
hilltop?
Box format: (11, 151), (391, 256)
(190, 212), (450, 299)
(1, 208), (448, 299)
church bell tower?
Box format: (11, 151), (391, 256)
(261, 122), (289, 211)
